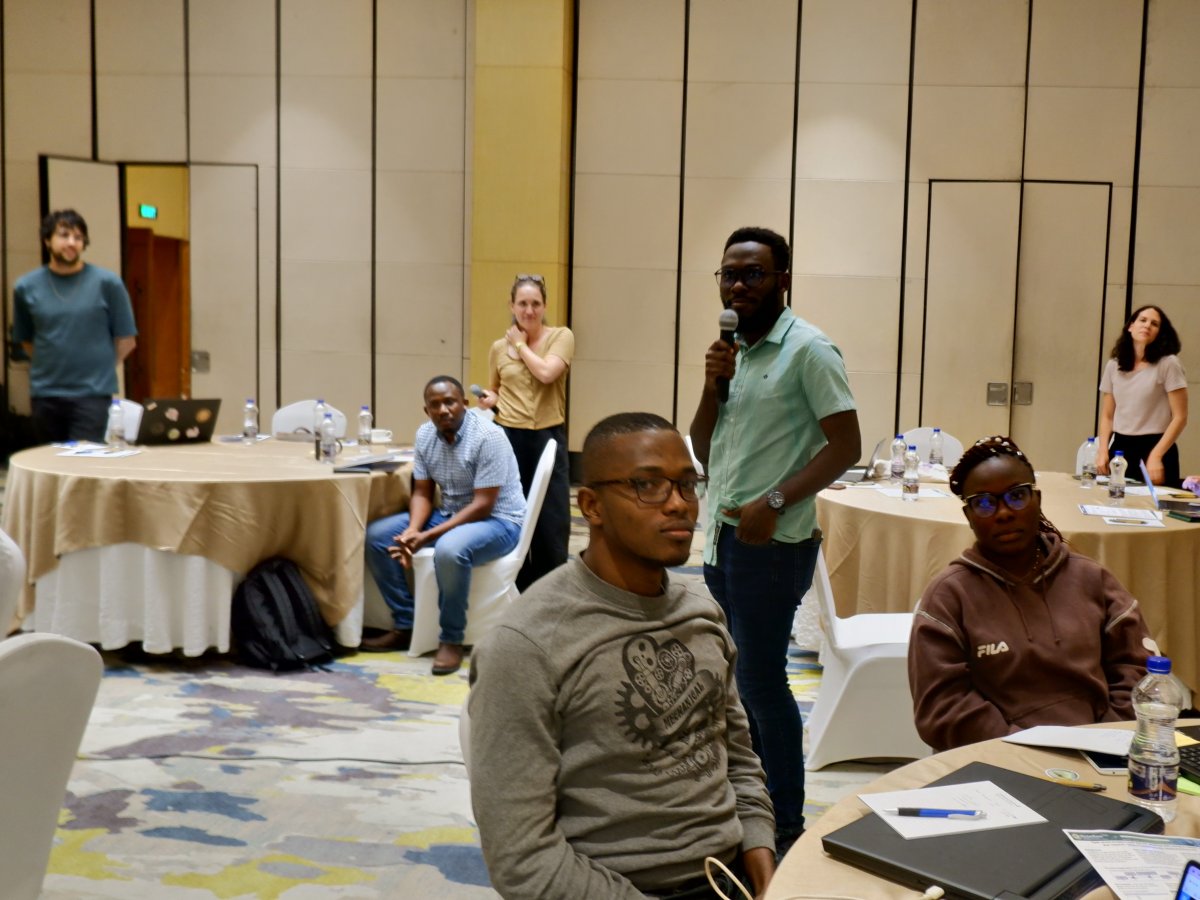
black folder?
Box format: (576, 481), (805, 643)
(822, 761), (1164, 900)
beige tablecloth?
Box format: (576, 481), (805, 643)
(817, 472), (1200, 693)
(1, 441), (411, 627)
(767, 720), (1200, 900)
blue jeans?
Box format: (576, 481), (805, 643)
(703, 524), (820, 836)
(365, 510), (521, 644)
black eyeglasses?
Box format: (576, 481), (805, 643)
(714, 266), (780, 288)
(961, 483), (1037, 517)
(514, 273), (546, 286)
(588, 475), (708, 504)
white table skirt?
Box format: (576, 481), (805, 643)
(30, 544), (366, 656)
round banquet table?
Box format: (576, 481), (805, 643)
(766, 720), (1200, 900)
(817, 472), (1200, 694)
(1, 439), (411, 655)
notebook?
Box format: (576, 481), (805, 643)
(134, 398), (222, 445)
(822, 761), (1163, 900)
(1140, 460), (1200, 515)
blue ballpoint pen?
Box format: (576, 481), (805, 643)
(882, 807), (985, 819)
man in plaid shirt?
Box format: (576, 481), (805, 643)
(362, 376), (525, 674)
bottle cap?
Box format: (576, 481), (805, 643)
(908, 445), (917, 451)
(1114, 450), (1124, 457)
(933, 428), (941, 433)
(1147, 655), (1171, 674)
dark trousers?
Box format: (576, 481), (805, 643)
(703, 525), (820, 838)
(1110, 432), (1180, 488)
(649, 853), (747, 899)
(32, 395), (111, 444)
(501, 424), (571, 591)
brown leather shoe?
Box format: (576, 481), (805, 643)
(358, 628), (412, 653)
(431, 642), (464, 675)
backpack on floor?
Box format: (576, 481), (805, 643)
(232, 557), (336, 672)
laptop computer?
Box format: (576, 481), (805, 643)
(1139, 460), (1200, 514)
(134, 398), (222, 445)
(822, 761), (1163, 900)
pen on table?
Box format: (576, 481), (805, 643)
(881, 807), (986, 819)
(1041, 777), (1106, 792)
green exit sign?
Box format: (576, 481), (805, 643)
(138, 204), (158, 220)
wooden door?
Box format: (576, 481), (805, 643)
(124, 227), (191, 402)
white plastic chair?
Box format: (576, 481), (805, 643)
(271, 400), (348, 438)
(901, 427), (964, 468)
(459, 693), (472, 774)
(407, 439), (557, 657)
(0, 633), (103, 900)
(119, 399), (144, 442)
(803, 548), (930, 770)
(0, 528), (25, 637)
(683, 434), (708, 528)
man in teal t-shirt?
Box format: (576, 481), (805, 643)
(13, 209), (137, 443)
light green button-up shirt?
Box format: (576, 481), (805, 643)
(704, 307), (856, 565)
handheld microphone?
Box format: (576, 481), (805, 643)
(469, 384), (499, 417)
(716, 309), (739, 402)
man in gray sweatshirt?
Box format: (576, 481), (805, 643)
(468, 412), (776, 899)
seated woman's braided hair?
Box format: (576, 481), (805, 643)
(948, 435), (1063, 541)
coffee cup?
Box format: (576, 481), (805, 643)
(370, 428), (393, 445)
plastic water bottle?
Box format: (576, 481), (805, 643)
(929, 428), (944, 466)
(312, 398), (328, 460)
(902, 445), (920, 501)
(890, 435), (907, 480)
(1108, 450), (1127, 504)
(319, 412), (338, 464)
(1079, 437), (1097, 489)
(106, 399), (126, 450)
(1128, 655), (1183, 823)
(242, 398), (259, 444)
(357, 405), (373, 450)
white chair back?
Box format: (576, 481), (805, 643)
(0, 528), (25, 637)
(0, 633), (103, 900)
(900, 427), (964, 468)
(272, 400), (348, 438)
(512, 439), (557, 564)
(119, 399), (144, 442)
(683, 435), (708, 525)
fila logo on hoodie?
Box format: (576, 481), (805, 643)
(977, 641), (1010, 657)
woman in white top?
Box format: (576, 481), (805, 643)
(1096, 305), (1187, 486)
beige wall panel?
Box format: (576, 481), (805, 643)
(910, 87), (1025, 181)
(675, 362), (707, 432)
(5, 161), (43, 263)
(1133, 187), (1200, 285)
(577, 0), (684, 80)
(847, 371), (900, 461)
(904, 184), (929, 277)
(279, 169), (372, 262)
(280, 0), (372, 76)
(375, 171), (465, 265)
(570, 267), (677, 364)
(684, 83), (794, 179)
(189, 77), (277, 164)
(1102, 282), (1127, 352)
(1029, 0), (1141, 87)
(678, 179), (789, 279)
(1023, 88), (1138, 184)
(1140, 88), (1200, 187)
(914, 0), (1028, 86)
(794, 84), (908, 181)
(96, 76), (188, 161)
(95, 0), (184, 73)
(900, 276), (925, 375)
(374, 262), (464, 355)
(687, 0), (797, 83)
(278, 349), (370, 419)
(1107, 187), (1132, 284)
(280, 260), (371, 353)
(7, 250), (42, 295)
(376, 79), (466, 172)
(574, 80), (682, 176)
(793, 276), (899, 376)
(3, 75), (92, 160)
(4, 0), (91, 73)
(799, 0), (911, 84)
(573, 174), (680, 269)
(279, 78), (372, 171)
(791, 180), (904, 278)
(568, 359), (676, 449)
(1144, 0), (1200, 87)
(898, 372), (921, 434)
(676, 269), (725, 371)
(45, 158), (122, 270)
(378, 0), (467, 79)
(189, 0), (275, 76)
(374, 352), (465, 443)
(1133, 285), (1200, 347)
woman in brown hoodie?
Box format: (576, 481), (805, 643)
(908, 435), (1154, 752)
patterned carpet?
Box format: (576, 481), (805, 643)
(3, 476), (901, 897)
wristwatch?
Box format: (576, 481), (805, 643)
(766, 490), (786, 511)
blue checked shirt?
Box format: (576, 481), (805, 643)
(413, 410), (525, 526)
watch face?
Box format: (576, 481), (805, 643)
(767, 491), (785, 510)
